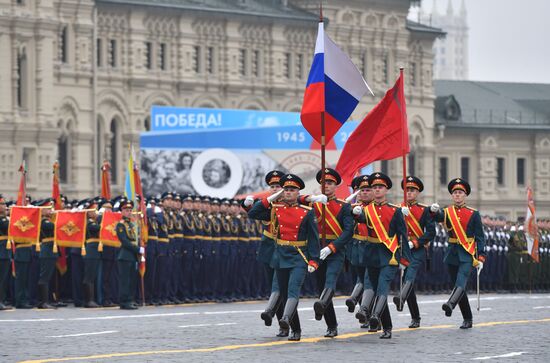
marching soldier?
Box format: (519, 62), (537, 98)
(116, 198), (144, 310)
(392, 176), (436, 328)
(37, 199), (57, 309)
(245, 170), (287, 336)
(433, 178), (486, 329)
(0, 195), (12, 310)
(100, 199), (118, 307)
(352, 172), (411, 339)
(345, 175), (372, 319)
(249, 173), (319, 341)
(83, 200), (101, 308)
(300, 168), (353, 338)
(144, 198), (159, 305)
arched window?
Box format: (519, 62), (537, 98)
(60, 26), (68, 63)
(96, 117), (105, 183)
(144, 116), (151, 131)
(110, 119), (119, 183)
(17, 48), (28, 108)
(58, 134), (69, 183)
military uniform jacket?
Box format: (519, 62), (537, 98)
(39, 217), (57, 259)
(301, 196), (354, 253)
(85, 218), (101, 260)
(249, 198), (320, 269)
(0, 215), (11, 260)
(358, 201), (411, 267)
(248, 200), (276, 265)
(435, 204), (486, 265)
(116, 218), (139, 262)
(403, 202), (436, 248)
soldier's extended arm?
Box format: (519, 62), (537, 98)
(305, 210), (320, 266)
(392, 208), (412, 262)
(247, 199), (271, 221)
(418, 208), (436, 247)
(472, 211), (486, 259)
(330, 203), (354, 251)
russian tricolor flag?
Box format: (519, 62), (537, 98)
(301, 22), (373, 145)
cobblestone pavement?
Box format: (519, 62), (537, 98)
(2, 293), (550, 363)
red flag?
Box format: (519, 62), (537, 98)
(525, 187), (539, 263)
(52, 161), (62, 210)
(8, 206), (42, 245)
(99, 211), (123, 247)
(54, 211), (88, 248)
(101, 160), (112, 200)
(335, 71), (409, 186)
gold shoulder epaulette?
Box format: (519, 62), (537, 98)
(272, 203), (285, 208)
(418, 203), (429, 208)
(388, 203), (399, 209)
(299, 204), (312, 211)
(466, 206), (477, 211)
(336, 198), (347, 204)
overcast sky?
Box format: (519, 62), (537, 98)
(415, 0), (550, 83)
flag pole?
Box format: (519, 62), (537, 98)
(319, 3), (326, 249)
(399, 67), (407, 310)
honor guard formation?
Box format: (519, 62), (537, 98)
(1, 171), (549, 342)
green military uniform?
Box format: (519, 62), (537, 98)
(37, 211), (57, 309)
(83, 215), (101, 308)
(506, 226), (526, 293)
(0, 196), (12, 310)
(116, 202), (140, 310)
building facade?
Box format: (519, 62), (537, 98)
(7, 0), (548, 219)
(418, 0), (468, 80)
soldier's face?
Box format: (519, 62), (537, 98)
(359, 187), (373, 202)
(372, 185), (387, 200)
(220, 204), (228, 213)
(0, 203), (6, 214)
(406, 188), (420, 202)
(121, 207), (132, 218)
(452, 190), (466, 204)
(283, 187), (299, 203)
(269, 184), (282, 194)
(323, 180), (337, 196)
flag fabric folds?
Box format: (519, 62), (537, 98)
(525, 187), (539, 263)
(336, 71), (410, 186)
(125, 148), (136, 203)
(300, 21), (372, 145)
(101, 161), (112, 201)
(54, 211), (88, 248)
(100, 211), (123, 248)
(8, 206), (42, 245)
(52, 161), (62, 210)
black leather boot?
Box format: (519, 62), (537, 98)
(379, 329), (392, 339)
(324, 326), (338, 338)
(84, 284), (100, 308)
(313, 288), (334, 321)
(393, 280), (413, 312)
(288, 330), (301, 341)
(37, 284), (55, 309)
(369, 295), (387, 331)
(409, 318), (421, 328)
(279, 298), (299, 331)
(442, 287), (464, 317)
(355, 289), (375, 323)
(261, 292), (281, 327)
(460, 320), (473, 329)
(276, 327), (289, 337)
(345, 283), (363, 313)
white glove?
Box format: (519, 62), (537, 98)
(139, 247), (145, 254)
(310, 194), (328, 204)
(243, 195), (254, 207)
(320, 246), (332, 260)
(399, 263), (407, 271)
(353, 205), (363, 216)
(267, 189), (284, 203)
(476, 261), (484, 274)
(408, 241), (414, 250)
(401, 207), (410, 217)
(345, 190), (360, 203)
(308, 265), (316, 273)
(140, 256), (146, 262)
(430, 203), (440, 213)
